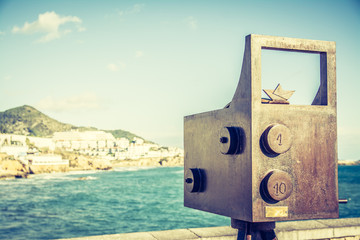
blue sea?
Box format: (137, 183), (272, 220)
(0, 165), (359, 240)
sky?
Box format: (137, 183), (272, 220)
(0, 0), (359, 160)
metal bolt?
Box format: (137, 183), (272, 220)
(220, 137), (228, 143)
(185, 178), (193, 184)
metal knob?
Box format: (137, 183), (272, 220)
(261, 170), (293, 203)
(185, 168), (203, 193)
(262, 124), (292, 154)
(219, 127), (242, 154)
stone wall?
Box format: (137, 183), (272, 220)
(29, 164), (69, 174)
(61, 218), (360, 240)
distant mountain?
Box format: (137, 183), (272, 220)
(0, 105), (146, 141)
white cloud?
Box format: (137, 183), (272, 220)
(77, 26), (86, 32)
(185, 16), (198, 30)
(4, 75), (12, 81)
(12, 11), (85, 43)
(36, 92), (101, 112)
(135, 50), (144, 58)
(128, 4), (145, 14)
(107, 63), (118, 72)
(63, 29), (72, 35)
(0, 31), (5, 36)
(107, 62), (126, 72)
(117, 3), (145, 16)
(117, 11), (124, 17)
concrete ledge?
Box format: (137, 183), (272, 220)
(275, 218), (360, 239)
(61, 218), (360, 240)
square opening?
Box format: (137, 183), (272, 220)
(261, 49), (322, 105)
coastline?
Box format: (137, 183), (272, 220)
(338, 159), (360, 166)
(111, 156), (183, 167)
(0, 156), (184, 180)
(1, 157), (358, 180)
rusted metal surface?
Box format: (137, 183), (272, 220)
(184, 34), (338, 222)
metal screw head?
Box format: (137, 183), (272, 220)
(185, 178), (193, 184)
(219, 137), (228, 143)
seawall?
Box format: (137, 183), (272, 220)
(61, 217), (360, 240)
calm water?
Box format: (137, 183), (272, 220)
(0, 165), (359, 240)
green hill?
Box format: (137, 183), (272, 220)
(0, 105), (146, 142)
(104, 129), (144, 142)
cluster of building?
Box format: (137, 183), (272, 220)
(0, 131), (184, 167)
(51, 131), (183, 160)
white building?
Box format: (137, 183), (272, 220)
(132, 137), (144, 145)
(0, 133), (55, 152)
(53, 131), (115, 150)
(0, 132), (183, 161)
(116, 138), (130, 149)
(0, 134), (29, 158)
(0, 133), (26, 146)
(27, 136), (55, 151)
(0, 145), (28, 158)
(27, 154), (69, 166)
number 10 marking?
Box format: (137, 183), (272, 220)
(273, 182), (287, 195)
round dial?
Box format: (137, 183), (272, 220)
(261, 170), (293, 202)
(262, 124), (292, 154)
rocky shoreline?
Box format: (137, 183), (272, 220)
(338, 159), (360, 166)
(2, 157), (357, 180)
(0, 155), (184, 180)
(112, 156), (183, 167)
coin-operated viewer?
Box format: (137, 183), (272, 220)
(184, 34), (340, 239)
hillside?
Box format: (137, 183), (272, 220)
(0, 105), (146, 141)
(104, 129), (149, 143)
